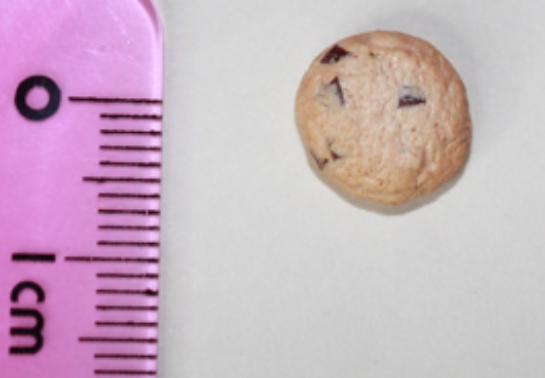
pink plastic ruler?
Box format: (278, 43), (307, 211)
(0, 1), (164, 376)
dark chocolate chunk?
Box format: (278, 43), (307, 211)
(398, 95), (426, 108)
(398, 85), (426, 108)
(321, 45), (351, 64)
(331, 150), (341, 161)
(328, 77), (345, 106)
(310, 150), (329, 170)
(327, 140), (342, 161)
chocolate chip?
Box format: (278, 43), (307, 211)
(326, 140), (342, 161)
(321, 45), (351, 64)
(331, 150), (341, 161)
(398, 95), (426, 108)
(328, 77), (345, 106)
(310, 150), (329, 170)
(398, 85), (426, 108)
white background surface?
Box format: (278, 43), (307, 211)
(155, 0), (545, 377)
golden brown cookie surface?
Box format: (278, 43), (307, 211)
(295, 31), (471, 205)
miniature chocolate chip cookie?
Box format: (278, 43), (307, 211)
(295, 30), (471, 205)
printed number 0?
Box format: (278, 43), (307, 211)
(15, 76), (61, 121)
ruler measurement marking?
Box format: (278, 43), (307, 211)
(96, 305), (158, 311)
(98, 241), (160, 247)
(98, 225), (160, 231)
(97, 289), (158, 296)
(84, 177), (160, 184)
(101, 114), (162, 120)
(100, 161), (161, 168)
(95, 370), (156, 376)
(100, 145), (162, 152)
(65, 256), (159, 264)
(12, 253), (56, 262)
(69, 96), (162, 104)
(96, 321), (158, 327)
(101, 130), (162, 136)
(79, 337), (157, 343)
(97, 273), (159, 279)
(95, 354), (157, 360)
(99, 193), (160, 199)
(99, 209), (160, 216)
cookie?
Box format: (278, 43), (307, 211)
(295, 30), (471, 205)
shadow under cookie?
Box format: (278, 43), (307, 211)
(308, 158), (468, 215)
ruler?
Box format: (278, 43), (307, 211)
(0, 1), (164, 376)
